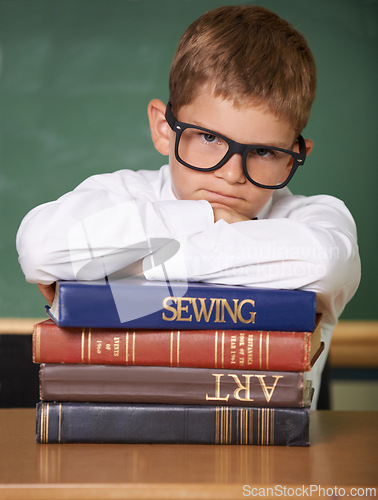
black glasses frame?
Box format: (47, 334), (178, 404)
(165, 102), (307, 189)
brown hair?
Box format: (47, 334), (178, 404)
(169, 5), (316, 134)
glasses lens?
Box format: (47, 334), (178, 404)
(246, 148), (294, 187)
(178, 127), (229, 169)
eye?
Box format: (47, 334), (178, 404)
(200, 133), (219, 144)
(255, 148), (273, 158)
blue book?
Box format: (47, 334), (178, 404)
(47, 278), (316, 331)
(36, 402), (310, 446)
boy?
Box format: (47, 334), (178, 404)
(16, 5), (360, 408)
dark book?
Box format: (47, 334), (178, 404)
(33, 316), (323, 371)
(36, 401), (310, 446)
(47, 278), (316, 331)
(39, 364), (313, 408)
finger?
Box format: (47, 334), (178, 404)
(38, 283), (56, 305)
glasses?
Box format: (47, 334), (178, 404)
(165, 102), (307, 189)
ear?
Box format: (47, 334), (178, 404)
(304, 138), (314, 157)
(147, 99), (171, 156)
(282, 137), (314, 181)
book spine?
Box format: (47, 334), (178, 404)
(36, 402), (310, 446)
(33, 319), (317, 372)
(39, 364), (312, 407)
(51, 280), (316, 331)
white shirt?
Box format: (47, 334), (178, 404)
(16, 164), (361, 407)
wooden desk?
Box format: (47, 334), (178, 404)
(0, 410), (377, 499)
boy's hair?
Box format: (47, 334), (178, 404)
(169, 5), (316, 134)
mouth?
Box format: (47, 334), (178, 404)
(201, 189), (243, 203)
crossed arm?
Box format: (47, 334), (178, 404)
(17, 169), (360, 326)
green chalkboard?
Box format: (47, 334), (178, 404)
(0, 0), (376, 319)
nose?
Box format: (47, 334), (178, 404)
(213, 153), (246, 184)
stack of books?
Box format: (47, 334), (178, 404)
(33, 278), (323, 446)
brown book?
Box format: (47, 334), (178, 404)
(39, 364), (314, 408)
(33, 315), (322, 372)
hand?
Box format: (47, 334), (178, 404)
(38, 283), (56, 305)
(211, 204), (250, 224)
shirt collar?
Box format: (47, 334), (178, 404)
(256, 197), (273, 220)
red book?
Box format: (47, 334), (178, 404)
(33, 316), (322, 372)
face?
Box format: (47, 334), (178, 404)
(168, 90), (300, 220)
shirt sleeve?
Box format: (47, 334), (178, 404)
(16, 168), (214, 285)
(145, 193), (361, 327)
